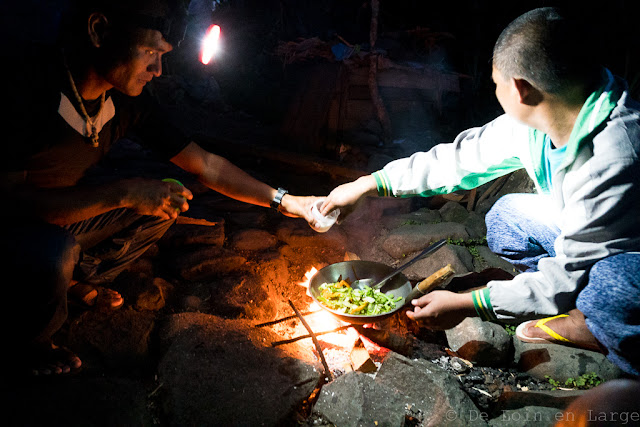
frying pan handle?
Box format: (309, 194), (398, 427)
(406, 264), (456, 301)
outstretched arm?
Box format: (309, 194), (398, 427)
(319, 174), (378, 221)
(406, 290), (477, 330)
(170, 142), (316, 222)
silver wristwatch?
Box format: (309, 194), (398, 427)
(270, 187), (288, 210)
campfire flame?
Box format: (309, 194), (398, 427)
(201, 24), (221, 65)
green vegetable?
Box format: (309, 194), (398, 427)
(317, 280), (402, 316)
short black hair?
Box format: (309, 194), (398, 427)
(492, 7), (602, 95)
(59, 0), (188, 49)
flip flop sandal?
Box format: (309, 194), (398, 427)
(515, 314), (575, 344)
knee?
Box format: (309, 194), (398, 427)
(36, 224), (80, 283)
(485, 195), (513, 231)
(577, 253), (640, 313)
(485, 195), (519, 252)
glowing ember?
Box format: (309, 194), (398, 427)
(200, 24), (221, 65)
(297, 267), (317, 296)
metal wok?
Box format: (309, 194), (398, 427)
(308, 260), (414, 324)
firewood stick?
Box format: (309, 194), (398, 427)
(254, 310), (320, 328)
(271, 325), (352, 347)
(288, 300), (333, 381)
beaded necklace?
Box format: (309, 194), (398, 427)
(63, 56), (105, 148)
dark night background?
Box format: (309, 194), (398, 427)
(1, 0), (638, 162)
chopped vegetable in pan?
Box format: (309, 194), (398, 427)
(317, 280), (403, 315)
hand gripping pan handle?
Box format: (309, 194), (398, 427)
(405, 263), (456, 302)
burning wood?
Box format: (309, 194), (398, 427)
(271, 325), (352, 347)
(288, 299), (333, 381)
(350, 338), (377, 373)
(353, 325), (413, 357)
(254, 309), (320, 328)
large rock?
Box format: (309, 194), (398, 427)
(313, 372), (406, 427)
(472, 245), (520, 276)
(463, 211), (488, 239)
(445, 317), (513, 367)
(513, 338), (624, 382)
(439, 201), (470, 224)
(382, 222), (470, 259)
(276, 220), (347, 249)
(68, 308), (157, 370)
(375, 352), (487, 426)
(231, 228), (278, 251)
(381, 208), (443, 230)
(403, 243), (474, 281)
(172, 246), (248, 281)
(157, 313), (321, 426)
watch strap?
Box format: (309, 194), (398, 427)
(270, 187), (288, 209)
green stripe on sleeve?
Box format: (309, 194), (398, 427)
(472, 288), (496, 321)
(373, 170), (391, 197)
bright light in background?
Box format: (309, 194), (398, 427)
(200, 24), (221, 65)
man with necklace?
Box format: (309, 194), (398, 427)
(1, 0), (318, 376)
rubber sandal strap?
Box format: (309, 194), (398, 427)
(534, 314), (573, 343)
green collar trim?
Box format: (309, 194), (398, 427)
(529, 68), (622, 191)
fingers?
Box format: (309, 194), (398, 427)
(164, 181), (193, 200)
(163, 180), (192, 216)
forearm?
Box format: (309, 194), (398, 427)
(197, 154), (276, 207)
(12, 181), (128, 225)
(172, 142), (279, 208)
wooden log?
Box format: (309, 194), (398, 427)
(467, 187), (477, 212)
(350, 338), (377, 373)
(353, 326), (413, 357)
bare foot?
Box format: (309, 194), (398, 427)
(69, 282), (124, 311)
(25, 341), (82, 376)
(522, 309), (603, 352)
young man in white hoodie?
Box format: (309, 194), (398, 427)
(318, 7), (640, 376)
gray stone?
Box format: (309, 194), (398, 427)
(463, 211), (488, 239)
(403, 243), (474, 281)
(440, 201), (470, 223)
(313, 372), (406, 427)
(445, 317), (513, 367)
(472, 246), (520, 276)
(69, 309), (157, 369)
(231, 228), (278, 251)
(382, 222), (470, 259)
(375, 352), (487, 426)
(381, 208), (442, 230)
(157, 313), (321, 427)
(173, 246), (247, 281)
(276, 221), (347, 249)
(513, 338), (624, 382)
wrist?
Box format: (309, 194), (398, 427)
(270, 187), (288, 211)
(470, 288), (497, 321)
(357, 175), (378, 196)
